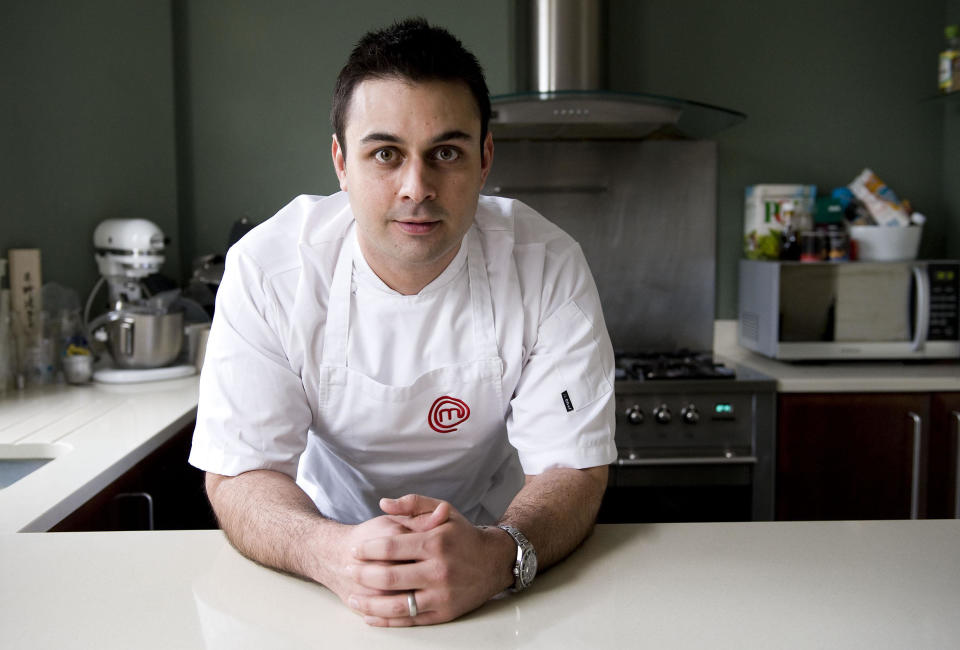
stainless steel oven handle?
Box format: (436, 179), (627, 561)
(953, 411), (960, 519)
(908, 411), (922, 519)
(910, 265), (930, 352)
(616, 456), (757, 467)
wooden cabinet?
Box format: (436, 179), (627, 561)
(51, 422), (217, 531)
(777, 392), (960, 520)
(928, 392), (960, 518)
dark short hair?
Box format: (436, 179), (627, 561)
(331, 18), (491, 158)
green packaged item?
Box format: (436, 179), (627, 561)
(814, 196), (845, 224)
(743, 184), (816, 260)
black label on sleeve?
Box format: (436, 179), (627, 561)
(561, 390), (574, 412)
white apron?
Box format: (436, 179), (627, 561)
(297, 226), (524, 524)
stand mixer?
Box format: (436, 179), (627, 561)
(85, 219), (195, 383)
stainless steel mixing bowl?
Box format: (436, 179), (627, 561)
(89, 307), (184, 369)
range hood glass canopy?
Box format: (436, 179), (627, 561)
(494, 1), (746, 140)
(491, 89), (746, 141)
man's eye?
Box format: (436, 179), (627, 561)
(433, 147), (460, 162)
(374, 149), (397, 163)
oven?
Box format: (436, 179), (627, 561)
(599, 352), (776, 523)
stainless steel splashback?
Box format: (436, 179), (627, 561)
(484, 140), (717, 352)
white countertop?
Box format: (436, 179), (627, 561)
(0, 376), (200, 532)
(2, 521), (958, 649)
(714, 320), (960, 393)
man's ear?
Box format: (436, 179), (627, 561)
(331, 134), (348, 191)
(479, 131), (494, 186)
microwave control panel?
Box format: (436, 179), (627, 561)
(928, 263), (959, 341)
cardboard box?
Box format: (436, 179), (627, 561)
(8, 249), (42, 340)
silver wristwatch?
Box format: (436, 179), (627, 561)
(498, 524), (538, 591)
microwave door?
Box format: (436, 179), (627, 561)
(833, 263), (913, 346)
(778, 262), (920, 360)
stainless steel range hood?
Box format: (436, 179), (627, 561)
(491, 0), (745, 140)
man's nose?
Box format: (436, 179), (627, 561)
(398, 158), (437, 203)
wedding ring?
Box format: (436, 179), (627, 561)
(407, 591), (418, 617)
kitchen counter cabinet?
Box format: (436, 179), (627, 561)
(713, 320), (960, 519)
(3, 521), (959, 649)
(777, 392), (960, 520)
(50, 420), (216, 531)
(778, 393), (926, 520)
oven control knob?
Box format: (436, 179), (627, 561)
(681, 404), (700, 424)
(624, 405), (644, 425)
(653, 404), (672, 424)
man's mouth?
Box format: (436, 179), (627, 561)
(395, 220), (440, 235)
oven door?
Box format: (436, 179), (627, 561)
(599, 457), (756, 523)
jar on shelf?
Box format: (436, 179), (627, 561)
(940, 24), (960, 93)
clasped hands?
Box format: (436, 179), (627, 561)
(334, 494), (514, 627)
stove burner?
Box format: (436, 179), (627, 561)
(615, 350), (735, 381)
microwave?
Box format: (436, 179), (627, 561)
(738, 260), (960, 360)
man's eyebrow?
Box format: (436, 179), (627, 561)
(358, 130), (473, 145)
(359, 132), (401, 144)
(431, 130), (472, 144)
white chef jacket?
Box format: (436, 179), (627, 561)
(189, 191), (617, 524)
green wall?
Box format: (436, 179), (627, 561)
(3, 0), (958, 322)
(1, 0), (179, 303)
(946, 0), (960, 268)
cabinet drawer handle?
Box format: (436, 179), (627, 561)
(112, 491), (155, 530)
(615, 455), (757, 467)
(953, 411), (960, 520)
(907, 412), (922, 520)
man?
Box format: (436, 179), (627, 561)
(189, 18), (616, 627)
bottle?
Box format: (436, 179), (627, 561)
(814, 196), (850, 261)
(0, 289), (13, 396)
(940, 25), (960, 93)
(779, 201), (801, 261)
(799, 230), (826, 263)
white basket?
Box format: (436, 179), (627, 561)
(850, 225), (922, 261)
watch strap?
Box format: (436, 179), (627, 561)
(497, 524), (536, 591)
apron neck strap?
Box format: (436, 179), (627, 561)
(320, 227), (355, 368)
(465, 227), (499, 360)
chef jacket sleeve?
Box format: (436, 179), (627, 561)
(507, 242), (617, 474)
(188, 248), (312, 479)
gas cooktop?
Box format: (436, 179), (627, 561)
(615, 350), (736, 382)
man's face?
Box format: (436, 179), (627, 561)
(332, 77), (493, 289)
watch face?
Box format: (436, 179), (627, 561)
(520, 551), (538, 586)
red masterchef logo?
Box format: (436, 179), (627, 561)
(428, 396), (470, 433)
